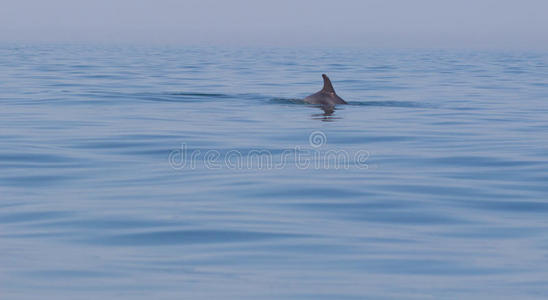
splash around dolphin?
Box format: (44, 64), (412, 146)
(303, 74), (347, 106)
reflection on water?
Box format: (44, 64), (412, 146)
(1, 45), (548, 299)
(310, 104), (342, 122)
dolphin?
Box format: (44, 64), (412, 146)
(303, 74), (347, 106)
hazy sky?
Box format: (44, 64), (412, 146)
(1, 0), (547, 49)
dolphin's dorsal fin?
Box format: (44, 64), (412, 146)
(321, 74), (335, 93)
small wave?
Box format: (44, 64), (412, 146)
(348, 101), (431, 108)
(159, 92), (264, 102)
(167, 92), (232, 98)
(269, 98), (429, 108)
(131, 92), (238, 103)
(84, 91), (432, 108)
(268, 97), (305, 105)
(86, 230), (304, 246)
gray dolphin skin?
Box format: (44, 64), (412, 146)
(303, 74), (347, 106)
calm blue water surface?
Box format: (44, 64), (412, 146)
(1, 44), (548, 299)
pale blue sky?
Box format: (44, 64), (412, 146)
(1, 0), (547, 49)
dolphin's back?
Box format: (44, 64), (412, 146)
(303, 74), (347, 106)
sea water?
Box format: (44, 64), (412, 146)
(1, 44), (548, 299)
